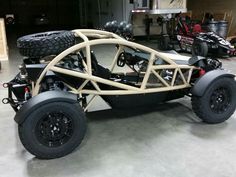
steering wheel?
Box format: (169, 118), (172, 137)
(117, 52), (126, 67)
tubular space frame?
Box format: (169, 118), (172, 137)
(33, 29), (195, 106)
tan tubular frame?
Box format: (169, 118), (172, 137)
(32, 29), (196, 108)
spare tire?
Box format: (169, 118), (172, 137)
(17, 31), (75, 58)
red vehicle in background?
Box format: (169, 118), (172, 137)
(160, 13), (236, 57)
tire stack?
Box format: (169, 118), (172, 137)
(104, 21), (133, 40)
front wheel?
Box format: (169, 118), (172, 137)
(191, 77), (236, 124)
(18, 102), (86, 159)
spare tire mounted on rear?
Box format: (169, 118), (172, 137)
(17, 31), (76, 58)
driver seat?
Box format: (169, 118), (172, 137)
(90, 52), (111, 79)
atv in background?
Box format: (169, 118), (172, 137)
(159, 13), (236, 57)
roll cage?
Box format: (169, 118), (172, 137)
(32, 29), (196, 110)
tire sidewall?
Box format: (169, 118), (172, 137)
(230, 38), (236, 48)
(19, 102), (86, 159)
(192, 40), (208, 57)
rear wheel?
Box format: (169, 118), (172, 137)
(192, 40), (208, 57)
(230, 38), (236, 48)
(18, 101), (86, 159)
(191, 77), (236, 124)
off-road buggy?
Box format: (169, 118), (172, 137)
(3, 29), (236, 159)
(160, 13), (236, 57)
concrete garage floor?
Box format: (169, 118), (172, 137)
(1, 37), (236, 177)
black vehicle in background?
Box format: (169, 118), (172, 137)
(159, 13), (236, 57)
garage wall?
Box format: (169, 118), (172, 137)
(0, 0), (133, 30)
(123, 0), (135, 22)
(88, 0), (134, 28)
(187, 0), (236, 36)
(88, 0), (124, 28)
(0, 0), (80, 27)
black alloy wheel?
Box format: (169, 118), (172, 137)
(36, 112), (74, 148)
(209, 87), (231, 114)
